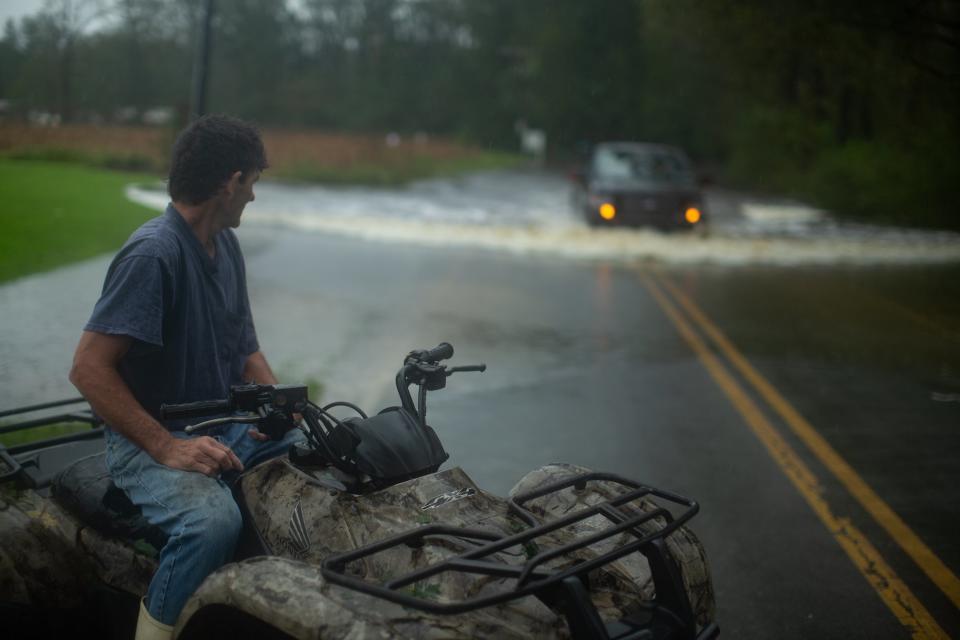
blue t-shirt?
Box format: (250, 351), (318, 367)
(85, 204), (259, 427)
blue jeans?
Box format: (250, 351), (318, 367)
(105, 423), (305, 625)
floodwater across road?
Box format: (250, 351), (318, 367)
(1, 171), (959, 638)
(126, 169), (960, 265)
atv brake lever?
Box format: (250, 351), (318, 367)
(184, 414), (261, 434)
(446, 364), (486, 375)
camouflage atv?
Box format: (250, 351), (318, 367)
(0, 343), (719, 639)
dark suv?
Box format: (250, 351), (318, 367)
(572, 142), (706, 229)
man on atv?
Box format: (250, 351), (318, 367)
(69, 115), (302, 640)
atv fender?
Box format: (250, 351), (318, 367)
(0, 483), (153, 607)
(1, 483), (154, 639)
(175, 556), (565, 640)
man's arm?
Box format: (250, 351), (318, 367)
(70, 330), (242, 476)
(242, 350), (278, 384)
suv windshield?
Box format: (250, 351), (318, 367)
(592, 147), (695, 186)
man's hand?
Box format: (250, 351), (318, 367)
(242, 351), (292, 442)
(247, 412), (302, 442)
(247, 411), (303, 442)
(247, 429), (270, 442)
(155, 436), (243, 476)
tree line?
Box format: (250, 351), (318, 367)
(1, 0), (958, 228)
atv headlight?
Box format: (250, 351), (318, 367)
(685, 207), (702, 224)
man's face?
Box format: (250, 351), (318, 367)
(224, 170), (260, 228)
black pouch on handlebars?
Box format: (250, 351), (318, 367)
(330, 407), (449, 487)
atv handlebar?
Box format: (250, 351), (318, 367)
(425, 342), (453, 362)
(408, 342), (454, 364)
(161, 345), (481, 445)
(160, 398), (232, 421)
(160, 384), (309, 421)
(396, 344), (485, 422)
(160, 384), (309, 441)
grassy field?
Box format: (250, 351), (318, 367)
(0, 160), (157, 283)
(0, 124), (521, 185)
(0, 124), (521, 283)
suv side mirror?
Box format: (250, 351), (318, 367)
(697, 169), (715, 188)
(568, 168), (587, 186)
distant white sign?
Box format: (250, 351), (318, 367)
(515, 120), (547, 162)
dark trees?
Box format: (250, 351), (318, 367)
(1, 0), (957, 227)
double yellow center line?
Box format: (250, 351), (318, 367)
(640, 271), (955, 639)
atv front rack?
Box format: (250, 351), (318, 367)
(322, 472), (719, 640)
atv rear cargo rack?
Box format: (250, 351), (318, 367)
(0, 398), (104, 486)
(322, 472), (719, 640)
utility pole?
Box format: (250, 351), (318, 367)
(190, 0), (215, 120)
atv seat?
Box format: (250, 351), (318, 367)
(51, 452), (167, 553)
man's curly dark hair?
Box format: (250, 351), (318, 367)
(167, 115), (268, 204)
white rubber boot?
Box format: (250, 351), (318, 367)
(135, 598), (173, 640)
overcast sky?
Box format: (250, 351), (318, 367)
(0, 1), (308, 31)
(0, 0), (44, 27)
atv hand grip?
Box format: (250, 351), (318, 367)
(422, 342), (454, 363)
(160, 399), (232, 420)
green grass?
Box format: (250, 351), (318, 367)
(0, 159), (159, 283)
(0, 149), (521, 284)
(0, 422), (95, 448)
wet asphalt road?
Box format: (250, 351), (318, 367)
(239, 227), (960, 639)
(1, 191), (958, 638)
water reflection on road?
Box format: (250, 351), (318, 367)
(127, 169), (960, 265)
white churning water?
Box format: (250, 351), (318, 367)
(126, 171), (960, 266)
